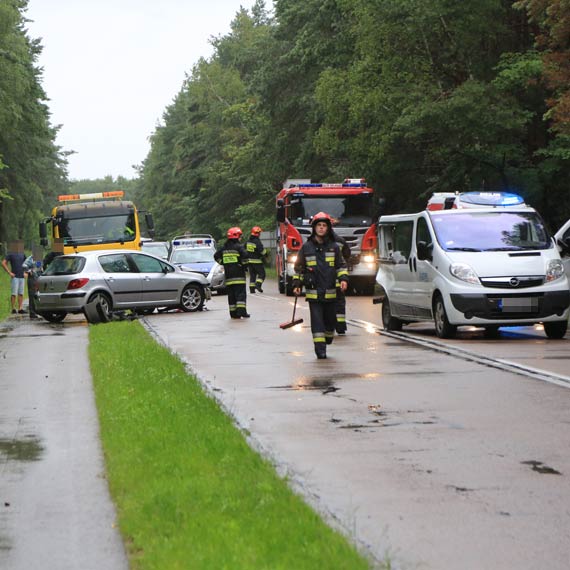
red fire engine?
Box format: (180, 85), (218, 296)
(276, 178), (379, 295)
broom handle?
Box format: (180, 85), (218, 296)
(292, 295), (298, 320)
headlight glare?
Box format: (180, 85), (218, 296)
(449, 262), (479, 284)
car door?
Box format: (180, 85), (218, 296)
(129, 252), (179, 304)
(98, 253), (142, 307)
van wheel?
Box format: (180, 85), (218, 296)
(544, 320), (568, 339)
(433, 295), (456, 339)
(381, 298), (402, 331)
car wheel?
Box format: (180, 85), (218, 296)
(38, 311), (67, 323)
(85, 292), (112, 324)
(433, 295), (456, 339)
(381, 297), (402, 331)
(180, 284), (205, 312)
(543, 320), (568, 339)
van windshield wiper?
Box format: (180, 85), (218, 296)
(446, 247), (482, 252)
(483, 246), (524, 251)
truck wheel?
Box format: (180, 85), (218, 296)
(381, 298), (402, 331)
(433, 295), (456, 339)
(544, 320), (568, 339)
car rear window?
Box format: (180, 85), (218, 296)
(43, 256), (86, 276)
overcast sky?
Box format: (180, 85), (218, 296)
(25, 0), (261, 181)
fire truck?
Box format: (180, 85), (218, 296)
(276, 178), (379, 295)
(39, 191), (154, 254)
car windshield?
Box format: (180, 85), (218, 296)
(57, 213), (136, 245)
(430, 211), (551, 251)
(142, 243), (169, 258)
(43, 256), (86, 275)
(171, 248), (214, 264)
(289, 194), (373, 228)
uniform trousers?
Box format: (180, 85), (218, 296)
(335, 287), (347, 333)
(227, 283), (248, 317)
(248, 263), (266, 292)
(309, 301), (336, 355)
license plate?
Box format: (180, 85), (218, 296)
(499, 297), (538, 312)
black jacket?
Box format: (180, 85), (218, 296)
(293, 236), (349, 302)
(214, 239), (248, 286)
(245, 235), (267, 263)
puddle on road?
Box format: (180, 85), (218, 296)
(0, 436), (44, 462)
(269, 371), (382, 392)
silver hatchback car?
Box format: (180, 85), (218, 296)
(36, 249), (211, 323)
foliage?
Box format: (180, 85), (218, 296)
(0, 0), (68, 246)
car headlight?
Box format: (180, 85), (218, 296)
(288, 255), (297, 263)
(449, 262), (480, 284)
(546, 259), (564, 282)
(362, 254), (375, 263)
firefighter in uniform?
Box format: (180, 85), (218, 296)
(331, 227), (351, 334)
(292, 212), (349, 359)
(214, 227), (250, 319)
(246, 226), (267, 293)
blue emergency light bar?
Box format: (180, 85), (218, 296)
(459, 191), (525, 207)
(172, 239), (213, 246)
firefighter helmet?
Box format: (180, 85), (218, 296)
(227, 226), (243, 239)
(251, 226), (262, 235)
(311, 212), (332, 227)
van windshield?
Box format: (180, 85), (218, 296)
(430, 211), (551, 252)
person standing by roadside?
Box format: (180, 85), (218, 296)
(292, 213), (349, 359)
(22, 246), (43, 319)
(214, 227), (250, 319)
(245, 226), (267, 293)
(2, 240), (27, 314)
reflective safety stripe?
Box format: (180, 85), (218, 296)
(305, 255), (316, 262)
(312, 332), (325, 343)
(306, 260), (317, 266)
(236, 302), (246, 308)
(225, 278), (246, 286)
(256, 278), (263, 284)
(336, 315), (346, 322)
(338, 269), (349, 278)
(325, 331), (334, 339)
(306, 290), (318, 299)
(222, 252), (240, 263)
(248, 259), (263, 264)
(325, 253), (335, 266)
(246, 243), (256, 252)
(324, 289), (336, 299)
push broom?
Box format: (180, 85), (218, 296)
(280, 295), (303, 329)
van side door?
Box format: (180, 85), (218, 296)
(378, 220), (415, 318)
(413, 215), (437, 317)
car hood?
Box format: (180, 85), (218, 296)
(176, 262), (214, 275)
(444, 250), (553, 277)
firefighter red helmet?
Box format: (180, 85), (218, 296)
(311, 212), (332, 227)
(227, 226), (243, 239)
(251, 226), (262, 235)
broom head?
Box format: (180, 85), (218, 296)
(280, 317), (303, 329)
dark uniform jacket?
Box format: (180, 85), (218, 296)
(332, 230), (351, 264)
(293, 237), (349, 302)
(214, 239), (248, 286)
(245, 236), (267, 264)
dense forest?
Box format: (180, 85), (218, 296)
(1, 0), (570, 246)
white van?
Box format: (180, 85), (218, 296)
(375, 192), (570, 339)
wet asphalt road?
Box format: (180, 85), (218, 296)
(0, 316), (127, 570)
(1, 282), (569, 570)
(146, 286), (570, 570)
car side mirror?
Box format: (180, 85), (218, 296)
(557, 237), (570, 255)
(417, 241), (433, 261)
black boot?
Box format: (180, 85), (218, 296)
(249, 288), (256, 294)
(314, 345), (327, 359)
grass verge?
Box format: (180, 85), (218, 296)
(89, 320), (373, 570)
(0, 270), (12, 321)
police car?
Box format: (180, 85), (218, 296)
(169, 235), (225, 293)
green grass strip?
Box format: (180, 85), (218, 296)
(89, 321), (373, 570)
